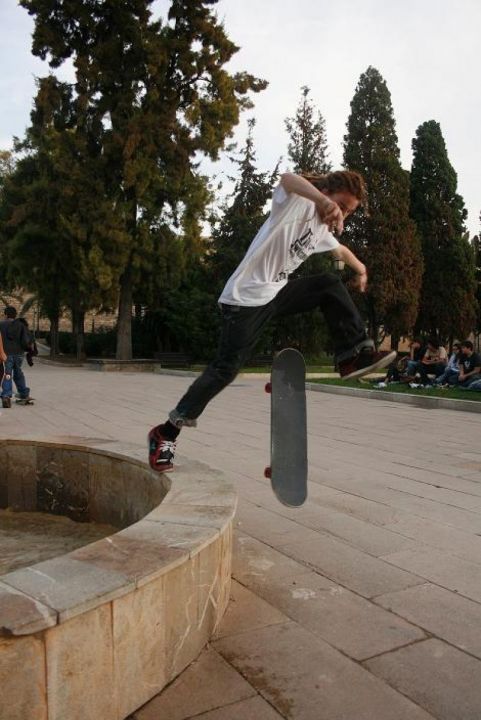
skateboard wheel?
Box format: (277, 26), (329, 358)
(265, 382), (272, 393)
(264, 466), (272, 479)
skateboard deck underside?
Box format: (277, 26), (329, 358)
(269, 348), (307, 507)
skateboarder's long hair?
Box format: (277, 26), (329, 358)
(302, 170), (369, 214)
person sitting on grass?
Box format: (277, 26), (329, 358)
(147, 170), (396, 472)
(419, 337), (447, 386)
(404, 337), (426, 381)
(457, 341), (481, 388)
(434, 342), (461, 387)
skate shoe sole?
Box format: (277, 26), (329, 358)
(342, 350), (397, 381)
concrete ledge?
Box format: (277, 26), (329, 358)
(37, 357), (85, 367)
(307, 382), (481, 414)
(0, 438), (237, 720)
(87, 358), (162, 372)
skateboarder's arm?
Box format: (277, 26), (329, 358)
(280, 173), (345, 235)
(332, 244), (368, 292)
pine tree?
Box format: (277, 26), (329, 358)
(474, 214), (481, 342)
(343, 66), (423, 347)
(20, 0), (267, 359)
(285, 86), (331, 174)
(410, 120), (477, 340)
(0, 151), (15, 289)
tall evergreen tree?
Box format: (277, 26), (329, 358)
(21, 0), (266, 359)
(285, 86), (331, 174)
(410, 120), (477, 340)
(474, 214), (481, 342)
(343, 66), (423, 347)
(0, 151), (15, 289)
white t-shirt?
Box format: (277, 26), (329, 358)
(219, 184), (340, 306)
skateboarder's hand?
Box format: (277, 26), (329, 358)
(316, 198), (344, 235)
(350, 271), (368, 292)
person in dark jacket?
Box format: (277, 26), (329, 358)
(18, 318), (38, 367)
(0, 306), (31, 408)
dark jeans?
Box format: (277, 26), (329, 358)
(170, 273), (369, 426)
(459, 373), (481, 388)
(1, 354), (30, 399)
(419, 362), (446, 384)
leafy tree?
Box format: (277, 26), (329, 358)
(0, 75), (122, 358)
(343, 66), (423, 347)
(410, 120), (477, 341)
(0, 151), (15, 188)
(21, 0), (266, 359)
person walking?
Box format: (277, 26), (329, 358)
(0, 306), (32, 408)
(148, 171), (396, 472)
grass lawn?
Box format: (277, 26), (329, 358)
(242, 364), (334, 373)
(311, 377), (481, 402)
(192, 364), (336, 373)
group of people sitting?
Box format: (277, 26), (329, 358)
(380, 337), (481, 391)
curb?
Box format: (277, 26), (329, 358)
(306, 382), (481, 415)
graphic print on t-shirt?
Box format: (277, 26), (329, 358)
(218, 186), (340, 306)
(275, 228), (315, 282)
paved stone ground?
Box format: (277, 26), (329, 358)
(3, 362), (481, 720)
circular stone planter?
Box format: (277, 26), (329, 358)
(0, 438), (237, 720)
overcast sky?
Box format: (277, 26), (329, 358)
(1, 0), (480, 234)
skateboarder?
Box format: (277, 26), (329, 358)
(148, 170), (396, 472)
(0, 306), (32, 408)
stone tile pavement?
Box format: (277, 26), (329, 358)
(3, 361), (481, 719)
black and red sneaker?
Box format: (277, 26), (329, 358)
(338, 349), (397, 380)
(148, 425), (176, 472)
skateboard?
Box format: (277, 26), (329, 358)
(15, 397), (35, 406)
(265, 348), (307, 507)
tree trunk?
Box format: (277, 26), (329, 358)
(71, 305), (86, 361)
(49, 316), (60, 357)
(116, 269), (133, 360)
(390, 332), (400, 351)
